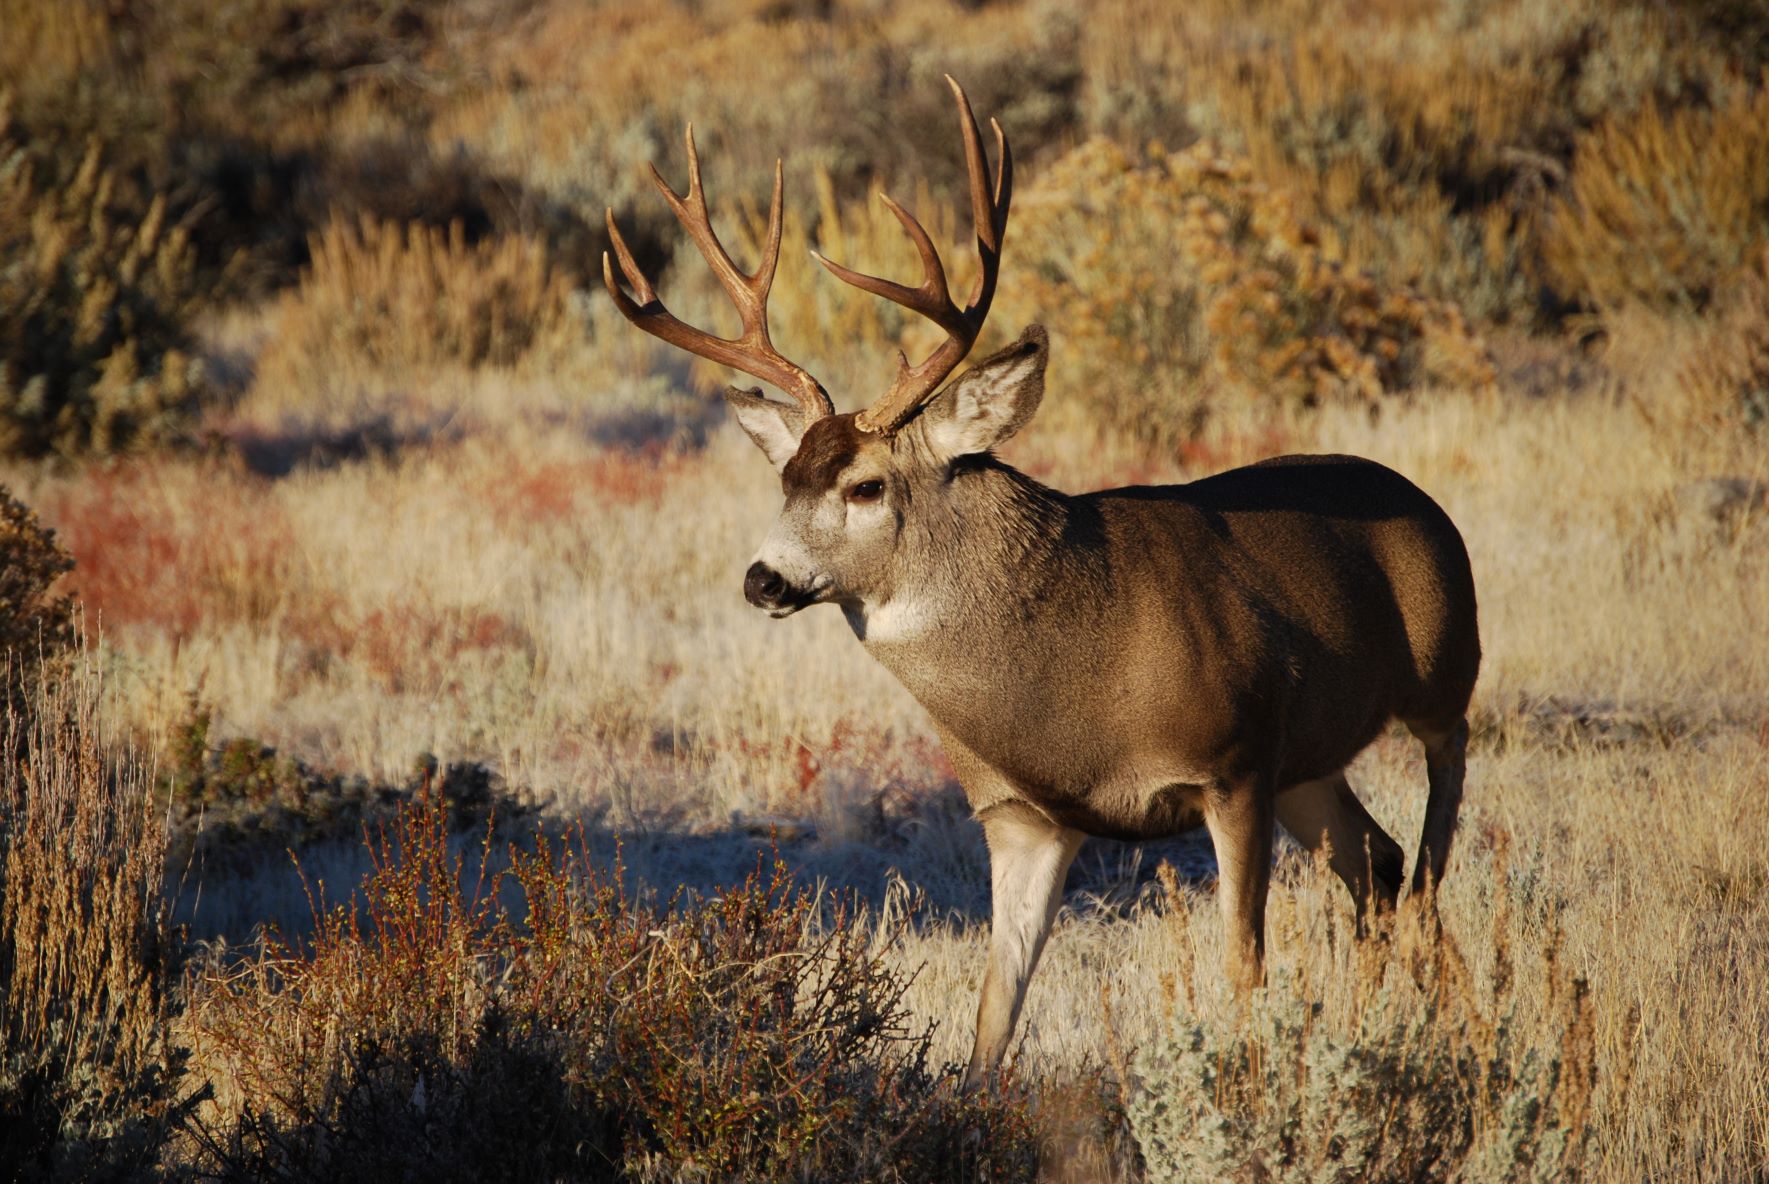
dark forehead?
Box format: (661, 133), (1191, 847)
(782, 413), (868, 496)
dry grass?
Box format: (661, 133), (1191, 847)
(177, 785), (1041, 1181)
(0, 652), (190, 1181)
(1678, 245), (1769, 432)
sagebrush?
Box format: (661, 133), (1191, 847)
(0, 111), (204, 459)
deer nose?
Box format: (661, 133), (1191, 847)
(744, 561), (787, 608)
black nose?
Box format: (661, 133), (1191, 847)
(744, 561), (787, 608)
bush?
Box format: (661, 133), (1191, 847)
(159, 700), (535, 872)
(1677, 245), (1769, 432)
(0, 485), (73, 673)
(0, 653), (192, 1182)
(1542, 83), (1769, 312)
(0, 114), (206, 459)
(254, 216), (578, 397)
(1078, 0), (1756, 326)
(183, 788), (1039, 1182)
(1125, 860), (1615, 1184)
(1002, 140), (1493, 440)
(0, 484), (75, 756)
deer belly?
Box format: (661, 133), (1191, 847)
(1021, 765), (1213, 841)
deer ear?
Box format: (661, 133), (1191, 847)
(725, 387), (807, 472)
(918, 325), (1048, 461)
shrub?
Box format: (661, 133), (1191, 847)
(0, 653), (192, 1182)
(183, 787), (1039, 1182)
(1078, 0), (1753, 325)
(1678, 245), (1769, 432)
(0, 484), (74, 754)
(254, 216), (578, 397)
(1002, 140), (1493, 440)
(159, 700), (534, 872)
(0, 115), (206, 459)
(1125, 860), (1614, 1184)
(0, 485), (73, 671)
(1542, 84), (1769, 312)
(448, 0), (1081, 225)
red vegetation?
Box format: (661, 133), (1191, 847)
(740, 718), (957, 799)
(41, 462), (312, 642)
(477, 445), (687, 528)
(334, 605), (531, 691)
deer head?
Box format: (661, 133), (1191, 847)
(604, 78), (1039, 624)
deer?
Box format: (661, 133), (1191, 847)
(602, 78), (1481, 1090)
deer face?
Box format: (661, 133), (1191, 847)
(731, 327), (1048, 618)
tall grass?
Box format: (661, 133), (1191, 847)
(0, 652), (188, 1181)
(253, 216), (580, 420)
(1543, 85), (1769, 312)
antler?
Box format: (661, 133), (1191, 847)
(814, 76), (1013, 435)
(603, 128), (833, 426)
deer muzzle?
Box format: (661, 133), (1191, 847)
(743, 561), (824, 616)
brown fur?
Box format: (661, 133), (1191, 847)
(860, 452), (1479, 840)
(782, 415), (866, 500)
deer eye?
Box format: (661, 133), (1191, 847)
(846, 478), (885, 503)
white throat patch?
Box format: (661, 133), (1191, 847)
(853, 595), (937, 645)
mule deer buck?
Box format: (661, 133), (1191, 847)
(604, 79), (1480, 1089)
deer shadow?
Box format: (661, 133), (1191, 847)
(170, 780), (1226, 954)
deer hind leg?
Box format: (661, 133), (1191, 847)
(1407, 716), (1469, 904)
(964, 807), (1085, 1091)
(1275, 771), (1403, 936)
(1204, 778), (1275, 999)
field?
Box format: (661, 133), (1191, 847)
(2, 0), (1768, 1179)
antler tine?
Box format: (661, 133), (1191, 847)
(758, 158), (785, 303)
(645, 125), (756, 304)
(602, 129), (832, 424)
(817, 78), (1014, 435)
(810, 194), (965, 337)
(974, 116), (1012, 304)
(948, 75), (997, 257)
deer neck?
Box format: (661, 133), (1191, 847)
(845, 457), (1100, 695)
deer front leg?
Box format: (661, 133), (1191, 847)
(1204, 778), (1275, 998)
(964, 805), (1085, 1091)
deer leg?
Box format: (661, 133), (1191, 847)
(964, 806), (1085, 1091)
(1204, 778), (1275, 998)
(1408, 717), (1469, 903)
(1275, 771), (1404, 936)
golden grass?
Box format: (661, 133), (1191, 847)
(249, 217), (579, 428)
(0, 650), (188, 1177)
(176, 796), (1043, 1180)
